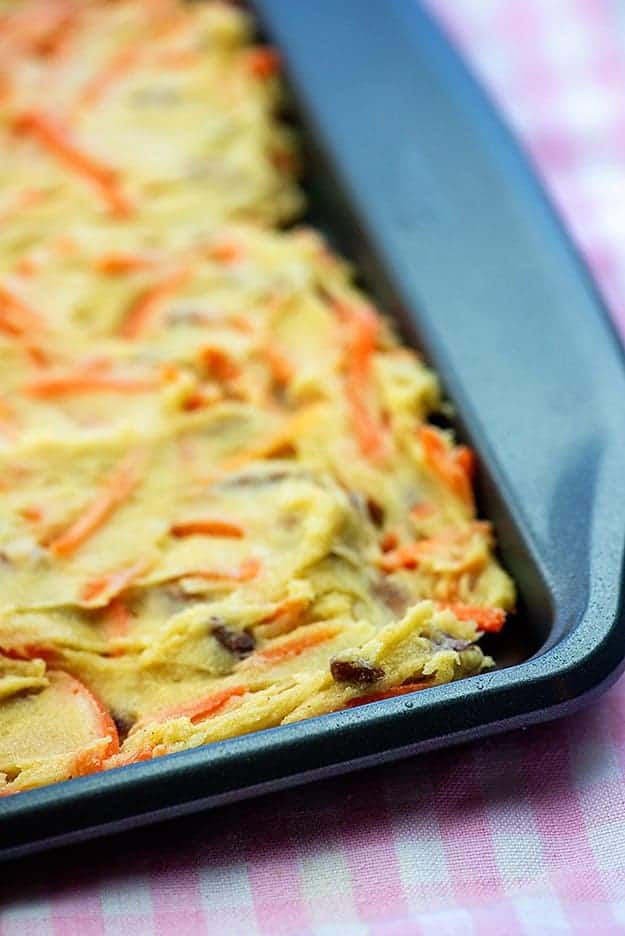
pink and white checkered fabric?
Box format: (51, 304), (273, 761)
(3, 1), (625, 933)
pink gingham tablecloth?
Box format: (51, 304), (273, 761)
(3, 1), (625, 933)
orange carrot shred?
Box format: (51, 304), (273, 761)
(171, 519), (244, 539)
(455, 446), (475, 482)
(131, 685), (248, 733)
(255, 598), (308, 638)
(0, 279), (47, 335)
(380, 530), (400, 553)
(13, 110), (133, 218)
(379, 542), (431, 572)
(264, 342), (294, 386)
(95, 251), (160, 275)
(200, 346), (241, 381)
(419, 425), (475, 505)
(1, 642), (57, 663)
(57, 670), (120, 762)
(182, 388), (216, 412)
(334, 299), (387, 461)
(76, 47), (140, 110)
(108, 747), (154, 768)
(201, 405), (320, 484)
(23, 371), (159, 398)
(120, 267), (191, 339)
(207, 240), (245, 264)
(439, 602), (506, 634)
(49, 453), (143, 558)
(177, 557), (261, 583)
(101, 597), (133, 640)
(244, 47), (280, 78)
(80, 559), (150, 605)
(257, 626), (338, 662)
(19, 505), (43, 523)
(3, 1), (80, 61)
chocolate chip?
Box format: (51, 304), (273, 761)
(211, 621), (256, 658)
(330, 657), (385, 685)
(111, 712), (135, 741)
(366, 498), (385, 527)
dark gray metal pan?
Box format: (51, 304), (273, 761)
(2, 0), (625, 861)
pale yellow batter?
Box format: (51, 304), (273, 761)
(0, 0), (515, 796)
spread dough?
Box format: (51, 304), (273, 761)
(0, 0), (515, 795)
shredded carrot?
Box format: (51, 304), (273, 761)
(12, 112), (114, 189)
(264, 342), (295, 386)
(419, 425), (475, 506)
(19, 505), (43, 523)
(334, 299), (387, 461)
(379, 530), (400, 553)
(182, 388), (219, 412)
(0, 642), (57, 663)
(95, 251), (160, 275)
(0, 279), (47, 336)
(204, 405), (320, 482)
(74, 713), (121, 775)
(131, 685), (248, 733)
(244, 47), (280, 79)
(73, 747), (107, 777)
(80, 559), (150, 605)
(207, 240), (245, 264)
(101, 597), (132, 640)
(255, 598), (308, 639)
(379, 542), (433, 572)
(171, 519), (244, 539)
(25, 344), (50, 368)
(48, 453), (143, 558)
(76, 47), (140, 110)
(0, 1), (69, 59)
(23, 370), (159, 398)
(13, 110), (133, 217)
(120, 266), (191, 339)
(439, 602), (507, 634)
(200, 346), (241, 381)
(57, 670), (120, 757)
(257, 625), (338, 662)
(107, 747), (153, 768)
(455, 446), (475, 481)
(2, 0), (81, 60)
(176, 557), (261, 584)
(345, 681), (433, 708)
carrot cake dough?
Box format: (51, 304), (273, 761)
(0, 0), (515, 795)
